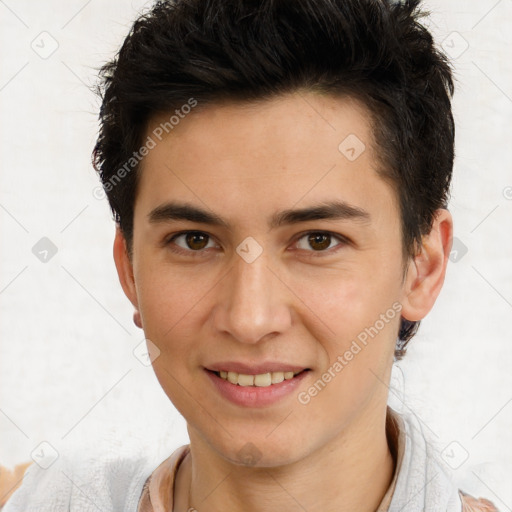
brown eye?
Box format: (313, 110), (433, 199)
(167, 231), (216, 253)
(295, 231), (346, 255)
(185, 232), (210, 250)
(307, 233), (331, 251)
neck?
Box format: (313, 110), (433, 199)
(174, 404), (396, 512)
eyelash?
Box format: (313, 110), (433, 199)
(163, 230), (349, 258)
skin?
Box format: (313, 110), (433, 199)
(114, 91), (453, 512)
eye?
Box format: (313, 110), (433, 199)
(165, 231), (218, 255)
(164, 230), (348, 258)
(294, 231), (347, 255)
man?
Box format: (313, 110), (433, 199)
(4, 0), (498, 510)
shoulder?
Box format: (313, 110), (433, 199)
(1, 455), (73, 512)
(0, 461), (33, 508)
(386, 408), (500, 512)
(2, 450), (157, 512)
(459, 489), (500, 511)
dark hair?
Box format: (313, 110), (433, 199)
(93, 0), (455, 360)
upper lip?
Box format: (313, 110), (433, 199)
(206, 361), (309, 375)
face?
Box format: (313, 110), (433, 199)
(114, 91), (448, 467)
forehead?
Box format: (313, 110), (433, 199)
(145, 91), (375, 166)
(135, 92), (398, 229)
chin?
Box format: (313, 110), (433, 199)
(212, 435), (310, 469)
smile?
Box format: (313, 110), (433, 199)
(205, 368), (311, 407)
(215, 370), (304, 387)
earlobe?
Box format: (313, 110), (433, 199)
(400, 209), (453, 322)
(113, 226), (139, 311)
(133, 310), (143, 328)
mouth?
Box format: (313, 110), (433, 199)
(206, 368), (310, 388)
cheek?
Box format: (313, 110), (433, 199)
(134, 262), (211, 356)
(294, 270), (399, 422)
(288, 261), (401, 342)
(134, 264), (210, 413)
(288, 263), (400, 399)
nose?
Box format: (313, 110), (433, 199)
(212, 247), (292, 344)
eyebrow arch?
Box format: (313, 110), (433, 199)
(147, 200), (371, 230)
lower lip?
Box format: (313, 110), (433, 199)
(205, 369), (310, 407)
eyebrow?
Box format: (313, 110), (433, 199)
(148, 200), (371, 230)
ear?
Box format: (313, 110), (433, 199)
(113, 226), (139, 314)
(400, 209), (453, 322)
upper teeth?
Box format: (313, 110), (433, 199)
(219, 370), (301, 387)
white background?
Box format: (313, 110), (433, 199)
(1, 0), (511, 508)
